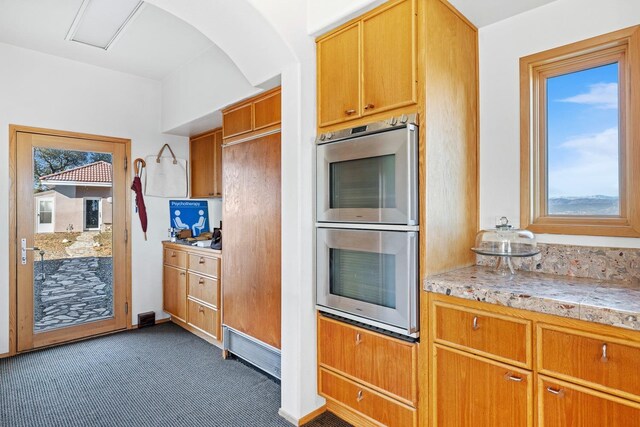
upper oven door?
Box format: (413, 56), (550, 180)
(316, 125), (418, 225)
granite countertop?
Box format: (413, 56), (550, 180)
(424, 266), (640, 331)
(163, 240), (222, 254)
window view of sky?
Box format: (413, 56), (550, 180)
(546, 62), (620, 215)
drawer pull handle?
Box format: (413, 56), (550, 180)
(199, 306), (205, 313)
(356, 390), (364, 402)
(180, 272), (186, 276)
(505, 373), (523, 382)
(364, 103), (375, 110)
(355, 333), (362, 345)
(199, 278), (205, 285)
(199, 257), (206, 264)
(546, 387), (564, 397)
(345, 109), (356, 115)
(171, 252), (176, 258)
(601, 343), (608, 362)
(472, 316), (480, 330)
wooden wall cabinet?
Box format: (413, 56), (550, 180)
(190, 128), (223, 198)
(222, 87), (281, 142)
(316, 0), (416, 129)
(317, 315), (418, 426)
(162, 243), (222, 345)
(428, 294), (640, 427)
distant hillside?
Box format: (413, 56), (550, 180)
(548, 195), (619, 215)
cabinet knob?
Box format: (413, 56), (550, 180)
(171, 252), (176, 258)
(180, 272), (186, 276)
(345, 109), (356, 115)
(199, 278), (205, 285)
(199, 257), (206, 264)
(356, 390), (364, 402)
(199, 306), (205, 313)
(208, 193), (215, 196)
(364, 103), (375, 110)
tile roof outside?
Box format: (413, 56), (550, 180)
(39, 161), (112, 184)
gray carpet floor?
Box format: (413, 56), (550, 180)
(0, 322), (350, 427)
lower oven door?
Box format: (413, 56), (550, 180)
(316, 227), (419, 337)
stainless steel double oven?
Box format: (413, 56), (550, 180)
(315, 114), (419, 338)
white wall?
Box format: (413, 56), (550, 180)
(0, 42), (189, 354)
(479, 0), (640, 248)
(306, 0), (385, 35)
(161, 45), (260, 135)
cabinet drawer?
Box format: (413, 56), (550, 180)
(187, 299), (220, 340)
(318, 316), (416, 405)
(164, 248), (186, 269)
(538, 376), (640, 426)
(538, 325), (640, 400)
(433, 301), (531, 368)
(319, 368), (416, 427)
(188, 254), (219, 277)
(187, 273), (219, 308)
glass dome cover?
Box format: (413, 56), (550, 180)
(472, 217), (540, 257)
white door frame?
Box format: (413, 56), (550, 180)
(83, 197), (102, 231)
(36, 196), (55, 233)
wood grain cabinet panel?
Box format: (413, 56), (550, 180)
(433, 301), (531, 367)
(187, 273), (218, 308)
(223, 103), (253, 139)
(361, 0), (416, 116)
(317, 23), (361, 127)
(187, 298), (219, 340)
(320, 368), (417, 427)
(188, 254), (219, 278)
(164, 248), (186, 269)
(434, 345), (533, 427)
(163, 265), (186, 322)
(190, 130), (218, 198)
(253, 90), (282, 131)
(538, 325), (640, 400)
(538, 376), (640, 427)
(318, 316), (416, 404)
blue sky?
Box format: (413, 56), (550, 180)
(546, 62), (619, 198)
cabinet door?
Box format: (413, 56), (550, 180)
(163, 265), (187, 322)
(223, 102), (253, 139)
(253, 90), (281, 131)
(190, 133), (216, 198)
(317, 23), (361, 127)
(362, 0), (416, 116)
(539, 376), (640, 427)
(213, 130), (223, 197)
(434, 345), (532, 427)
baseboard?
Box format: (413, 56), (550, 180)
(278, 405), (327, 426)
(0, 351), (14, 359)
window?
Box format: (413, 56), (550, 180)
(520, 26), (640, 237)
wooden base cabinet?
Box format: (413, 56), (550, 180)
(317, 315), (417, 426)
(162, 243), (222, 346)
(428, 294), (640, 427)
(433, 345), (533, 427)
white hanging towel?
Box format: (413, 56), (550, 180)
(144, 144), (188, 197)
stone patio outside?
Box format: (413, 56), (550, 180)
(33, 231), (113, 332)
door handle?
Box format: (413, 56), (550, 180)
(21, 238), (40, 265)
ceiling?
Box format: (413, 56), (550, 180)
(0, 0), (214, 80)
(448, 0), (559, 27)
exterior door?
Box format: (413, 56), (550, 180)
(15, 129), (129, 352)
(84, 197), (101, 230)
(36, 197), (54, 233)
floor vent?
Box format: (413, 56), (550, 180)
(223, 326), (281, 379)
(137, 311), (155, 328)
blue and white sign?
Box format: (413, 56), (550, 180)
(169, 200), (209, 237)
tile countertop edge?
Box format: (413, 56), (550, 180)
(423, 266), (640, 332)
